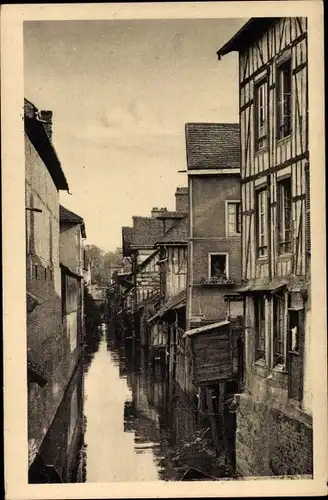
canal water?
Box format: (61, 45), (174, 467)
(78, 322), (230, 482)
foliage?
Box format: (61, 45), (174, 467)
(84, 284), (102, 334)
(84, 244), (130, 285)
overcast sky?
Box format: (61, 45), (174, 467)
(24, 18), (245, 251)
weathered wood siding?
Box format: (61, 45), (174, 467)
(136, 250), (160, 304)
(240, 17), (309, 282)
(190, 325), (240, 384)
(166, 246), (187, 300)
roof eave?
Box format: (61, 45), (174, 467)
(24, 115), (69, 191)
(216, 17), (277, 59)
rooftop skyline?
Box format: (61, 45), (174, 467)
(24, 18), (245, 251)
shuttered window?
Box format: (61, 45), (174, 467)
(277, 59), (292, 139)
(278, 177), (292, 254)
(255, 79), (268, 150)
(257, 189), (268, 257)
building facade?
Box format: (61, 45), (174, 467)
(185, 123), (243, 330)
(25, 98), (84, 482)
(217, 17), (312, 477)
(59, 205), (87, 373)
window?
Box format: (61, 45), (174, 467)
(209, 254), (228, 280)
(287, 298), (305, 401)
(255, 296), (266, 361)
(278, 178), (292, 254)
(288, 309), (300, 353)
(277, 59), (292, 139)
(255, 79), (268, 150)
(273, 295), (285, 367)
(257, 189), (268, 258)
(34, 264), (38, 279)
(227, 202), (241, 235)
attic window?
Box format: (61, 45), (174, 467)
(209, 253), (229, 280)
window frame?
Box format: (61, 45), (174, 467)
(276, 58), (292, 140)
(254, 295), (266, 362)
(277, 177), (292, 255)
(256, 188), (269, 258)
(272, 294), (287, 368)
(225, 200), (241, 236)
(208, 253), (229, 280)
(254, 77), (269, 151)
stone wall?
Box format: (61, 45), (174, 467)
(236, 392), (313, 477)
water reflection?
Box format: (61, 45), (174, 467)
(80, 322), (227, 482)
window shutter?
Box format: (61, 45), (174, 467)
(305, 163), (311, 256)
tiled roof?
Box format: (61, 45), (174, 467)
(60, 205), (83, 224)
(132, 217), (164, 246)
(60, 205), (86, 237)
(217, 18), (277, 59)
(156, 216), (188, 244)
(185, 123), (240, 170)
(24, 98), (69, 191)
(122, 218), (164, 254)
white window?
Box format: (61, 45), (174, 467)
(255, 79), (268, 150)
(208, 253), (229, 280)
(257, 189), (268, 258)
(226, 201), (241, 235)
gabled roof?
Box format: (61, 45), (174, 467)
(59, 205), (86, 238)
(185, 123), (240, 170)
(156, 216), (188, 245)
(216, 18), (277, 58)
(24, 98), (69, 191)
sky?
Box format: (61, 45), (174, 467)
(24, 18), (246, 251)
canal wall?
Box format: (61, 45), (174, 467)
(29, 360), (84, 483)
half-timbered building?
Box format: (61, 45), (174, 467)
(217, 17), (312, 477)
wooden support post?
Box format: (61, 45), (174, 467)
(205, 387), (221, 457)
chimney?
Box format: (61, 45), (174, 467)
(175, 187), (188, 213)
(39, 110), (53, 141)
(151, 207), (167, 218)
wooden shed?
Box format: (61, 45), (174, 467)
(183, 320), (240, 385)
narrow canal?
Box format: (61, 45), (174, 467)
(78, 321), (232, 482)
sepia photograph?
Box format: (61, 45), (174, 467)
(2, 1), (327, 498)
